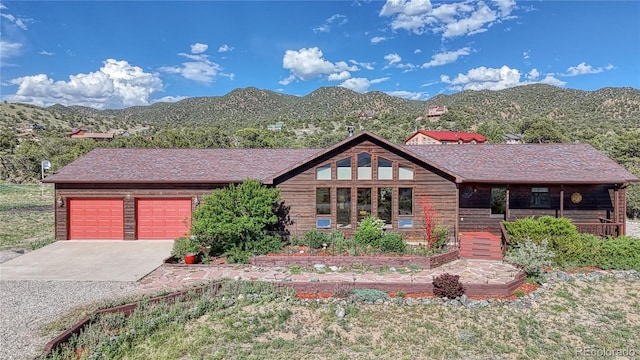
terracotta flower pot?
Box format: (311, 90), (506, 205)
(184, 253), (197, 264)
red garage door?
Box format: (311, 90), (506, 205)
(68, 199), (124, 240)
(137, 199), (192, 240)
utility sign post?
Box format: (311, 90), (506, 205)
(41, 160), (51, 196)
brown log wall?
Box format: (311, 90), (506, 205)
(276, 140), (458, 240)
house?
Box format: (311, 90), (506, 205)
(357, 110), (376, 120)
(427, 105), (448, 117)
(267, 122), (284, 131)
(504, 133), (524, 144)
(42, 131), (638, 256)
(404, 130), (487, 145)
(66, 129), (114, 141)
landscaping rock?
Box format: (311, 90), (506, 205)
(335, 305), (346, 320)
(329, 266), (339, 272)
(314, 264), (326, 270)
(310, 276), (319, 282)
(557, 271), (571, 282)
(457, 330), (476, 344)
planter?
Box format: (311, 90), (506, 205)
(184, 253), (197, 264)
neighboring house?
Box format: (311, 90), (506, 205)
(42, 131), (638, 246)
(404, 130), (487, 145)
(267, 122), (284, 131)
(357, 110), (376, 120)
(504, 133), (524, 144)
(31, 123), (46, 131)
(66, 129), (114, 141)
(427, 105), (448, 117)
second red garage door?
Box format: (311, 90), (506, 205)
(137, 199), (192, 240)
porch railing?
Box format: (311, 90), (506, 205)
(499, 222), (511, 255)
(574, 222), (623, 238)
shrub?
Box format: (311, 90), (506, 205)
(303, 229), (329, 249)
(504, 216), (582, 265)
(171, 236), (200, 259)
(352, 288), (390, 302)
(223, 245), (251, 264)
(190, 179), (285, 256)
(431, 225), (449, 250)
(245, 235), (285, 255)
(432, 273), (465, 299)
(354, 215), (385, 246)
(505, 238), (555, 283)
(591, 236), (640, 270)
(376, 233), (406, 254)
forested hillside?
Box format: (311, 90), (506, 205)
(1, 84), (639, 216)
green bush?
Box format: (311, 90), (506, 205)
(303, 229), (329, 249)
(431, 225), (449, 250)
(171, 236), (200, 259)
(190, 179), (285, 256)
(352, 288), (390, 302)
(376, 233), (406, 254)
(589, 235), (640, 270)
(505, 238), (555, 283)
(504, 216), (582, 265)
(354, 215), (385, 246)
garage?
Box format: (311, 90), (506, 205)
(68, 199), (124, 239)
(136, 199), (192, 240)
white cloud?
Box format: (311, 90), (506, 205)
(39, 50), (55, 56)
(0, 40), (22, 59)
(160, 44), (231, 83)
(4, 59), (163, 109)
(328, 71), (352, 81)
(218, 44), (234, 52)
(523, 50), (530, 60)
(380, 0), (516, 39)
(313, 14), (348, 33)
(370, 36), (387, 44)
(0, 6), (29, 31)
(422, 47), (470, 68)
(339, 77), (389, 93)
(280, 47), (358, 85)
(153, 95), (187, 104)
(384, 53), (402, 65)
(564, 62), (613, 76)
(526, 68), (540, 81)
(386, 90), (429, 100)
(350, 60), (374, 70)
(441, 65), (567, 91)
(380, 0), (432, 17)
(414, 49), (422, 54)
(190, 43), (208, 54)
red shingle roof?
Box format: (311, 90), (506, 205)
(405, 130), (487, 143)
(43, 148), (321, 184)
(43, 132), (638, 185)
(403, 143), (638, 184)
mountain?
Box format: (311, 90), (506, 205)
(1, 84), (639, 135)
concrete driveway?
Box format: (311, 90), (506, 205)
(0, 240), (173, 281)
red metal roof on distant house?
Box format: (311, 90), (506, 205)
(404, 130), (487, 144)
(43, 131), (638, 185)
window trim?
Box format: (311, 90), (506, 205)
(336, 157), (352, 180)
(398, 165), (414, 180)
(530, 186), (550, 208)
(315, 187), (331, 215)
(316, 164), (331, 180)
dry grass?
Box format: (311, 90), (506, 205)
(0, 182), (55, 250)
(45, 277), (640, 360)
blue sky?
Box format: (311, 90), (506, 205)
(1, 1), (638, 109)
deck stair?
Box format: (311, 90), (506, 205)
(459, 232), (503, 260)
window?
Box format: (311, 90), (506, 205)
(316, 219), (331, 228)
(357, 188), (372, 221)
(399, 166), (414, 180)
(398, 219), (413, 228)
(357, 153), (372, 180)
(398, 188), (413, 215)
(316, 188), (331, 215)
(377, 157), (393, 180)
(491, 188), (507, 217)
(337, 188), (351, 228)
(378, 187), (392, 225)
(316, 164), (331, 180)
(531, 187), (550, 208)
(336, 157), (352, 180)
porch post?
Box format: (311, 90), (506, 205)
(614, 186), (619, 224)
(559, 187), (564, 218)
(505, 188), (510, 220)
